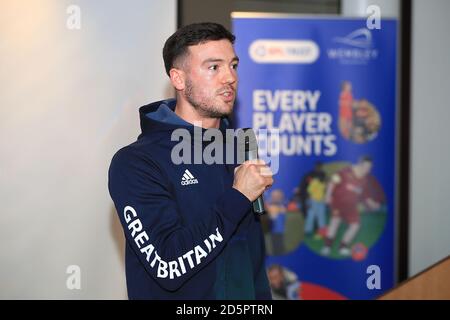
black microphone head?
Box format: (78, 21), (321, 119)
(237, 128), (258, 152)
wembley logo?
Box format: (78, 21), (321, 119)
(249, 39), (319, 64)
(180, 169), (198, 186)
(328, 28), (379, 64)
(333, 28), (373, 49)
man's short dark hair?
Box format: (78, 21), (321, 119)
(162, 22), (236, 76)
(358, 155), (373, 164)
(268, 264), (283, 273)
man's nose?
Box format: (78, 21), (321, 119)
(221, 66), (237, 85)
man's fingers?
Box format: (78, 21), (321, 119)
(234, 162), (273, 177)
(265, 176), (274, 188)
(244, 159), (266, 166)
(259, 166), (273, 177)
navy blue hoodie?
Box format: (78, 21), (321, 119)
(108, 99), (271, 300)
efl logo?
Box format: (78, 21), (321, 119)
(249, 39), (320, 64)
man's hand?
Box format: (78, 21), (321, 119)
(233, 159), (273, 202)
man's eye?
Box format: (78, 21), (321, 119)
(208, 65), (218, 71)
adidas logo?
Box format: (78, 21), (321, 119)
(181, 169), (198, 186)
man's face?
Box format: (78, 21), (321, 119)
(356, 161), (372, 177)
(270, 190), (284, 204)
(268, 268), (284, 289)
(344, 82), (352, 92)
(182, 39), (239, 118)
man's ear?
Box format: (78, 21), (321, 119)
(169, 68), (185, 91)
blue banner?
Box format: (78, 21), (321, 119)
(232, 15), (397, 300)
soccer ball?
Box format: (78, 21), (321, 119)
(351, 243), (368, 261)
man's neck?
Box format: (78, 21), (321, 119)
(174, 100), (221, 129)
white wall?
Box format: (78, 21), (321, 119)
(342, 0), (399, 17)
(409, 0), (450, 276)
(0, 0), (176, 298)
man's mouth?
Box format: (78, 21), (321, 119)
(218, 89), (235, 102)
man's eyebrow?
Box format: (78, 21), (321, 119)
(202, 56), (240, 65)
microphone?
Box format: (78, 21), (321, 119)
(242, 128), (265, 214)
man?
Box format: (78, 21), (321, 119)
(321, 156), (381, 256)
(108, 22), (274, 299)
(351, 99), (371, 143)
(297, 161), (325, 217)
(267, 264), (301, 300)
(338, 81), (353, 139)
(266, 189), (287, 255)
(304, 170), (327, 238)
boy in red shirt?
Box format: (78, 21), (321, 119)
(321, 156), (381, 256)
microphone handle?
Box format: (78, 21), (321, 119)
(245, 149), (266, 214)
(253, 196), (265, 214)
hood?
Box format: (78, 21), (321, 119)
(138, 98), (232, 136)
